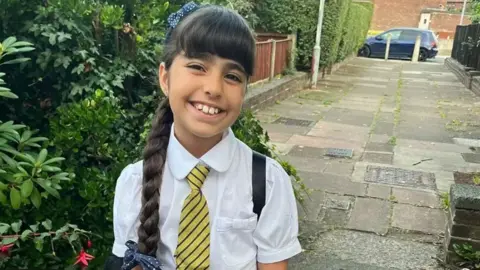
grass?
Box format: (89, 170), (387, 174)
(474, 175), (480, 185)
(369, 96), (385, 135)
(388, 136), (397, 146)
(440, 192), (450, 210)
(394, 72), (403, 128)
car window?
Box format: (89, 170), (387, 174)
(380, 30), (402, 40)
(399, 30), (420, 41)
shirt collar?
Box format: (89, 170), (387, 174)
(166, 122), (237, 180)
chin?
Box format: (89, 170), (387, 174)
(189, 124), (227, 139)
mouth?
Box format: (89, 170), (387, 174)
(190, 101), (225, 116)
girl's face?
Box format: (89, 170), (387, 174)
(159, 52), (248, 141)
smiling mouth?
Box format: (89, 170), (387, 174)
(190, 102), (224, 115)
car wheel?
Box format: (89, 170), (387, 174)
(358, 45), (371, 58)
(418, 49), (428, 62)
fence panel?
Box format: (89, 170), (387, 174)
(251, 41), (272, 83)
(274, 39), (292, 76)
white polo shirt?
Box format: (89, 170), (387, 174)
(112, 124), (302, 269)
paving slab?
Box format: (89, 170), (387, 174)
(287, 145), (328, 158)
(298, 190), (326, 221)
(391, 187), (441, 208)
(280, 155), (327, 173)
(286, 134), (364, 154)
(298, 171), (367, 196)
(347, 197), (390, 235)
(361, 152), (393, 164)
(392, 204), (446, 234)
(462, 153), (480, 164)
(323, 160), (355, 176)
(365, 142), (394, 152)
(291, 230), (440, 270)
(367, 184), (392, 199)
(309, 121), (371, 142)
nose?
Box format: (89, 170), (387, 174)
(203, 74), (223, 98)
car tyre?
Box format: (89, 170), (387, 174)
(358, 45), (371, 58)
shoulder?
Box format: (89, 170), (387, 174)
(234, 138), (291, 186)
(115, 160), (144, 193)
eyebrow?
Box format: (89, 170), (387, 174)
(186, 52), (247, 75)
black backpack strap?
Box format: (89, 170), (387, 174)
(104, 254), (123, 270)
(252, 151), (266, 220)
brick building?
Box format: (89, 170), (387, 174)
(371, 0), (471, 38)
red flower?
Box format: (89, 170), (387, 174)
(0, 244), (13, 253)
(0, 243), (14, 254)
(74, 249), (94, 268)
(86, 240), (92, 249)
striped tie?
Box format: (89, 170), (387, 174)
(175, 164), (210, 269)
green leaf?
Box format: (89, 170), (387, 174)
(0, 58), (31, 65)
(0, 191), (7, 205)
(2, 237), (18, 245)
(0, 90), (19, 99)
(57, 32), (72, 43)
(20, 180), (33, 197)
(16, 153), (35, 164)
(10, 188), (21, 209)
(30, 187), (41, 208)
(11, 41), (34, 47)
(0, 223), (10, 234)
(0, 182), (7, 190)
(34, 238), (43, 252)
(36, 149), (48, 165)
(42, 157), (65, 166)
(0, 138), (7, 145)
(10, 47), (35, 53)
(21, 229), (32, 241)
(68, 232), (78, 242)
(48, 34), (56, 46)
(20, 130), (32, 143)
(2, 37), (17, 48)
(42, 165), (61, 172)
(0, 152), (17, 168)
(41, 219), (52, 231)
(29, 223), (39, 232)
(34, 178), (60, 198)
(11, 220), (22, 233)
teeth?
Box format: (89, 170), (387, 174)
(195, 103), (221, 115)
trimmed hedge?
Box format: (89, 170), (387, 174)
(337, 2), (374, 62)
(255, 0), (373, 69)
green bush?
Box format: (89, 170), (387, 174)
(254, 0), (373, 69)
(337, 2), (373, 62)
(0, 1), (309, 268)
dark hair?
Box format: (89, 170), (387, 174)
(137, 5), (256, 256)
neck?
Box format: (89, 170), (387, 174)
(173, 125), (224, 158)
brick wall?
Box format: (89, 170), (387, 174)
(430, 13), (471, 39)
(371, 0), (448, 30)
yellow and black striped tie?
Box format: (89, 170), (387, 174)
(175, 164), (210, 269)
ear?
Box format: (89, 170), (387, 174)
(159, 62), (169, 96)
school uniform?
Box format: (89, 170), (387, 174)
(112, 123), (302, 269)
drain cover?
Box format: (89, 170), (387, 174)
(325, 148), (353, 158)
(273, 117), (313, 127)
(364, 166), (436, 190)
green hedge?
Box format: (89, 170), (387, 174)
(337, 2), (374, 62)
(255, 0), (373, 69)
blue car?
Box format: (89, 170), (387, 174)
(358, 27), (438, 61)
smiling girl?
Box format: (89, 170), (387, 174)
(109, 2), (301, 269)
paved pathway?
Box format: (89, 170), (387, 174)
(256, 57), (480, 269)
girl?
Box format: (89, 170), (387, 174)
(110, 2), (301, 269)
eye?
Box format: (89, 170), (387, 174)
(225, 73), (243, 83)
(187, 64), (206, 72)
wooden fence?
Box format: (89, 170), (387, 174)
(451, 24), (480, 70)
(250, 37), (294, 84)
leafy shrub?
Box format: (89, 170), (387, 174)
(337, 2), (373, 62)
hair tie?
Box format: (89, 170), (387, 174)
(122, 240), (162, 270)
(167, 2), (199, 29)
